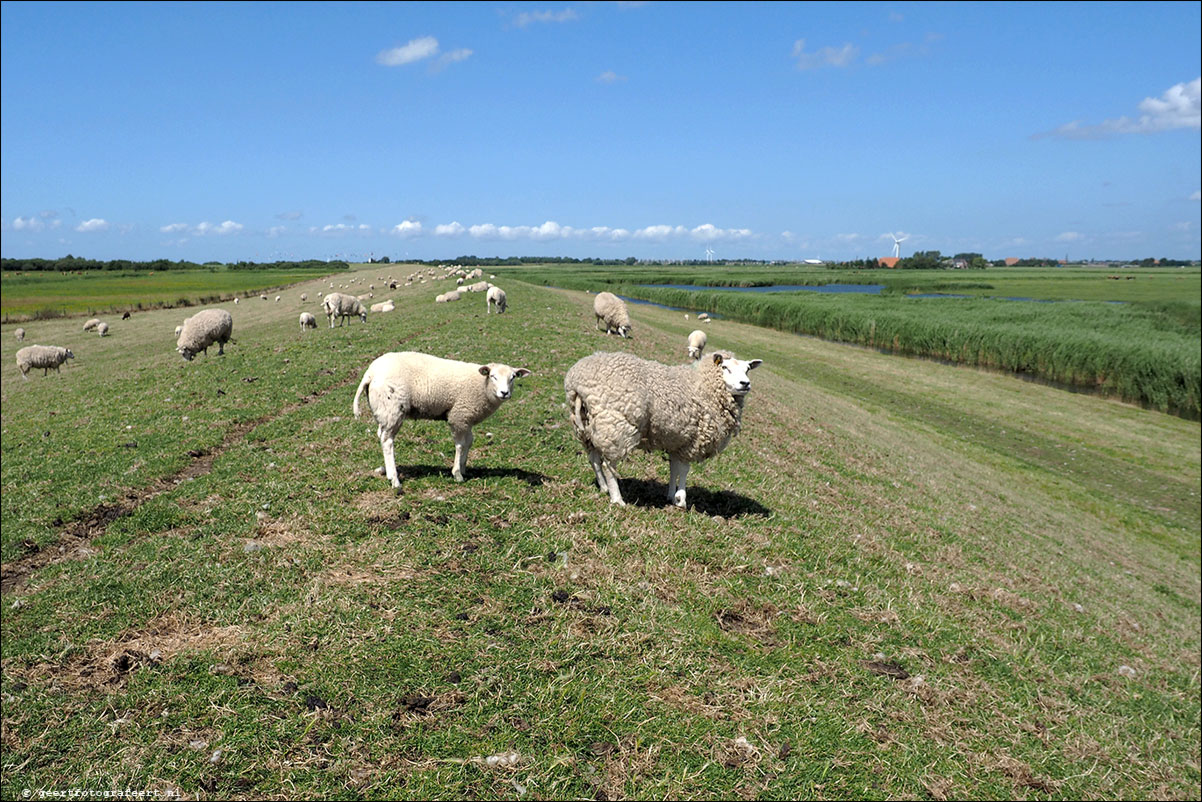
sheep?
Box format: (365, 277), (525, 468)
(14, 328), (25, 341)
(233, 297), (239, 304)
(593, 292), (632, 338)
(122, 311), (131, 320)
(174, 324), (184, 338)
(176, 308), (233, 361)
(300, 312), (317, 330)
(687, 330), (707, 360)
(486, 285), (507, 314)
(83, 318), (102, 332)
(16, 345), (74, 379)
(352, 351), (531, 488)
(466, 281), (491, 294)
(275, 295), (281, 303)
(435, 290), (461, 303)
(369, 300), (395, 313)
(564, 350), (763, 508)
(321, 292), (367, 327)
(301, 292), (308, 302)
(97, 322), (109, 337)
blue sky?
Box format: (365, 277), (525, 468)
(2, 1), (1199, 263)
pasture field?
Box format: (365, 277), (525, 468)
(0, 266), (349, 322)
(1, 265), (1199, 800)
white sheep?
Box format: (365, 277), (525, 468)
(322, 292), (368, 327)
(369, 300), (395, 313)
(435, 290), (461, 303)
(300, 312), (317, 330)
(687, 330), (707, 360)
(14, 327), (26, 341)
(83, 318), (102, 332)
(353, 351), (532, 488)
(301, 292), (308, 302)
(174, 324), (184, 338)
(16, 345), (75, 379)
(176, 308), (233, 361)
(275, 295), (281, 303)
(233, 297), (239, 304)
(593, 292), (632, 338)
(486, 285), (507, 314)
(97, 322), (109, 337)
(260, 294), (268, 301)
(564, 350), (762, 508)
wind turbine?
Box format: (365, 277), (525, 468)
(890, 233), (908, 259)
(705, 246), (715, 263)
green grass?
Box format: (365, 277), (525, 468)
(1, 266), (1198, 800)
(0, 266), (349, 322)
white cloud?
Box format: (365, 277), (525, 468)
(391, 220), (423, 237)
(1055, 231), (1084, 242)
(690, 223), (752, 241)
(1038, 77), (1201, 139)
(13, 216), (46, 231)
(597, 70), (626, 84)
(514, 8), (579, 28)
(435, 221), (466, 236)
(160, 223), (189, 233)
(75, 218), (109, 232)
(438, 48), (473, 66)
(792, 39), (858, 70)
(377, 36), (440, 66)
(634, 224), (687, 240)
(194, 220), (243, 235)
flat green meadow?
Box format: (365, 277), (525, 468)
(1, 264), (1198, 800)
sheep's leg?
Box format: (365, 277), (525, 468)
(217, 341), (224, 355)
(587, 448), (607, 492)
(451, 428), (474, 482)
(668, 457), (690, 508)
(600, 459), (625, 506)
(379, 424), (402, 489)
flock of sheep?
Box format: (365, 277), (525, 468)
(12, 268), (761, 509)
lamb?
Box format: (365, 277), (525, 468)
(321, 292), (368, 327)
(83, 318), (102, 332)
(16, 345), (74, 379)
(593, 292), (632, 338)
(352, 351), (532, 488)
(14, 328), (25, 341)
(176, 308), (233, 361)
(486, 285), (508, 314)
(97, 322), (109, 337)
(300, 312), (318, 330)
(687, 329), (707, 360)
(564, 350), (762, 508)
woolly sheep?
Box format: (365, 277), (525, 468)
(260, 295), (268, 301)
(687, 329), (707, 360)
(300, 312), (317, 330)
(301, 292), (308, 302)
(275, 295), (281, 302)
(466, 281), (491, 294)
(16, 344), (74, 379)
(234, 297), (239, 304)
(593, 292), (632, 338)
(14, 327), (25, 341)
(564, 350), (762, 508)
(97, 321), (109, 337)
(486, 285), (507, 314)
(322, 292), (367, 327)
(369, 300), (395, 313)
(352, 351), (532, 488)
(176, 308), (233, 361)
(83, 318), (102, 332)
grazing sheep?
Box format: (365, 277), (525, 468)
(593, 292), (632, 338)
(687, 330), (707, 360)
(16, 345), (74, 379)
(176, 308), (233, 361)
(301, 292), (308, 302)
(697, 312), (710, 322)
(300, 312), (317, 330)
(352, 351), (531, 488)
(83, 318), (102, 332)
(97, 322), (109, 337)
(233, 297), (239, 304)
(275, 295), (281, 303)
(14, 328), (25, 341)
(260, 294), (268, 301)
(564, 350), (762, 508)
(122, 311), (131, 320)
(486, 285), (507, 314)
(321, 292), (368, 327)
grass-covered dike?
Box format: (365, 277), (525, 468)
(1, 264), (1198, 799)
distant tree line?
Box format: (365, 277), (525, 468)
(2, 256), (348, 272)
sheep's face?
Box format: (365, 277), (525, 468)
(65, 349), (75, 361)
(359, 311), (368, 323)
(479, 364), (532, 401)
(713, 353), (763, 396)
(178, 347), (196, 361)
(617, 324), (632, 338)
(688, 346), (702, 360)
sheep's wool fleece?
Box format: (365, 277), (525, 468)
(16, 344), (72, 372)
(565, 351), (745, 464)
(593, 292), (630, 329)
(323, 292), (366, 317)
(177, 308), (233, 354)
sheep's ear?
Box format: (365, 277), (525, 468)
(515, 368), (532, 378)
(712, 353), (724, 366)
(748, 359), (763, 370)
(479, 365), (491, 377)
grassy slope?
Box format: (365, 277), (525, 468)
(1, 267), (1198, 800)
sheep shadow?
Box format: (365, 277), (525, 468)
(388, 463), (549, 487)
(617, 479), (773, 518)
